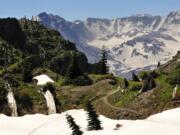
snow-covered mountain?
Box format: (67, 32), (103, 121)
(36, 11), (180, 78)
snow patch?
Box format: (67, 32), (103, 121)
(33, 74), (54, 85)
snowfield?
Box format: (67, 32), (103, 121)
(0, 108), (180, 135)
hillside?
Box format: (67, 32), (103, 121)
(0, 17), (89, 72)
(0, 17), (180, 121)
(36, 11), (180, 78)
(45, 51), (180, 119)
(0, 17), (92, 115)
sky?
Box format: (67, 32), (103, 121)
(0, 0), (180, 21)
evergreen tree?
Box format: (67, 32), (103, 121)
(149, 77), (156, 89)
(66, 114), (83, 135)
(141, 76), (156, 92)
(63, 54), (92, 86)
(66, 56), (82, 79)
(141, 78), (149, 92)
(86, 101), (102, 130)
(132, 72), (140, 82)
(99, 46), (109, 74)
(139, 71), (148, 80)
(123, 78), (129, 88)
(22, 62), (32, 82)
(157, 61), (160, 67)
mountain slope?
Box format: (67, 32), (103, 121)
(37, 11), (180, 78)
(0, 18), (90, 115)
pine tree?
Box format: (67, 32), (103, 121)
(66, 56), (82, 79)
(86, 101), (102, 130)
(141, 78), (149, 92)
(123, 78), (129, 88)
(22, 62), (32, 82)
(141, 76), (156, 92)
(66, 114), (83, 135)
(157, 61), (160, 67)
(149, 77), (156, 89)
(99, 46), (109, 74)
(132, 72), (140, 82)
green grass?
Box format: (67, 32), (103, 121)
(116, 91), (138, 107)
(153, 75), (174, 102)
(88, 74), (115, 83)
(107, 74), (174, 113)
(107, 79), (141, 107)
(108, 89), (138, 107)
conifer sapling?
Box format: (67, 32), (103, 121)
(86, 101), (102, 130)
(66, 114), (83, 135)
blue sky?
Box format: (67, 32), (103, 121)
(0, 0), (180, 21)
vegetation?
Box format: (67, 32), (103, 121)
(0, 18), (26, 50)
(132, 72), (140, 82)
(0, 81), (10, 114)
(93, 46), (109, 75)
(22, 62), (33, 82)
(141, 76), (156, 92)
(86, 101), (102, 130)
(167, 63), (180, 85)
(123, 78), (129, 89)
(66, 114), (83, 135)
(62, 56), (92, 86)
(129, 81), (142, 91)
(0, 17), (93, 115)
(1, 17), (180, 120)
(42, 83), (55, 93)
(138, 71), (149, 80)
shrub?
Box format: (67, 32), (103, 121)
(22, 62), (33, 82)
(141, 76), (156, 92)
(149, 70), (159, 78)
(167, 64), (180, 85)
(42, 83), (56, 94)
(129, 83), (142, 91)
(122, 78), (129, 89)
(16, 90), (33, 109)
(89, 74), (115, 83)
(62, 74), (92, 86)
(0, 81), (7, 105)
(138, 71), (148, 80)
(3, 74), (19, 87)
(132, 72), (140, 82)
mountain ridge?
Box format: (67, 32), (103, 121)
(36, 11), (180, 78)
